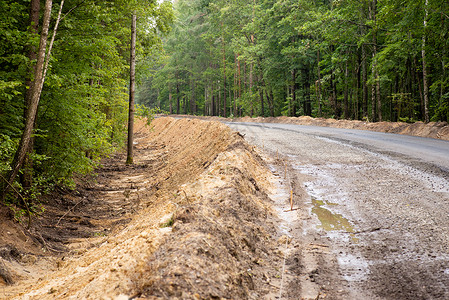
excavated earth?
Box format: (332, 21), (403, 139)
(171, 115), (449, 141)
(0, 117), (299, 299)
(1, 115), (448, 300)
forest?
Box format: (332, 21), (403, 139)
(0, 0), (172, 218)
(139, 0), (449, 124)
(1, 0), (449, 220)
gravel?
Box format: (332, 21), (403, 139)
(227, 122), (449, 300)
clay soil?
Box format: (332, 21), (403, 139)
(0, 117), (295, 299)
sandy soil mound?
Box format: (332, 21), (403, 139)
(170, 114), (449, 141)
(1, 117), (286, 299)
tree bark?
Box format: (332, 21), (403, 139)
(422, 0), (430, 123)
(362, 44), (368, 119)
(176, 80), (180, 114)
(222, 32), (227, 118)
(291, 68), (296, 117)
(317, 49), (322, 117)
(126, 13), (137, 165)
(3, 0), (53, 200)
(22, 0), (41, 190)
(344, 51), (349, 119)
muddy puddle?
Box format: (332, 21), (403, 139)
(289, 158), (372, 287)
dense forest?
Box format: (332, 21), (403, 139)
(0, 0), (172, 218)
(139, 0), (449, 123)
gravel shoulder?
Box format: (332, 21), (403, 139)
(228, 122), (449, 299)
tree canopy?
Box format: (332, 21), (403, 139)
(0, 0), (173, 217)
(140, 0), (449, 123)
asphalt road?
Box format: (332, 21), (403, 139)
(226, 122), (449, 300)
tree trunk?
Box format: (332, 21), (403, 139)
(250, 62), (254, 116)
(317, 49), (322, 117)
(362, 44), (368, 119)
(126, 13), (137, 165)
(291, 69), (296, 117)
(344, 52), (349, 119)
(211, 84), (215, 116)
(176, 80), (180, 114)
(169, 92), (172, 114)
(330, 69), (337, 117)
(22, 0), (41, 191)
(222, 33), (227, 118)
(190, 78), (195, 114)
(422, 0), (430, 123)
(3, 0), (53, 200)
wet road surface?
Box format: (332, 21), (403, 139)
(226, 122), (449, 300)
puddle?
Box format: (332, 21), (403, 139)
(311, 197), (358, 243)
(312, 198), (352, 232)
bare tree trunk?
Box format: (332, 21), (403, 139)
(317, 48), (322, 117)
(370, 0), (378, 122)
(250, 62), (254, 116)
(344, 51), (349, 119)
(190, 78), (195, 114)
(22, 0), (41, 190)
(176, 80), (180, 114)
(222, 31), (227, 118)
(362, 44), (368, 119)
(169, 92), (172, 114)
(291, 68), (296, 117)
(3, 0), (53, 200)
(234, 54), (237, 116)
(422, 0), (430, 123)
(126, 13), (137, 165)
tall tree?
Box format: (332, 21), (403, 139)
(127, 13), (137, 165)
(3, 0), (57, 199)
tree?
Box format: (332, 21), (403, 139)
(2, 0), (61, 200)
(127, 13), (137, 165)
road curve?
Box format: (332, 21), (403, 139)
(226, 122), (449, 300)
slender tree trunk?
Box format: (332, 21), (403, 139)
(218, 83), (221, 116)
(362, 44), (368, 119)
(222, 31), (227, 118)
(370, 0), (377, 121)
(169, 92), (173, 114)
(250, 62), (254, 116)
(3, 0), (53, 200)
(190, 78), (195, 115)
(291, 69), (296, 117)
(22, 0), (41, 190)
(211, 84), (215, 116)
(330, 69), (337, 117)
(422, 0), (430, 123)
(234, 54), (237, 116)
(344, 52), (349, 119)
(317, 48), (322, 117)
(126, 13), (137, 165)
(176, 80), (180, 114)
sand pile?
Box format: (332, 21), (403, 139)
(2, 117), (285, 299)
(169, 114), (449, 141)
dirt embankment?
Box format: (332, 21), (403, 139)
(1, 117), (288, 299)
(170, 115), (449, 141)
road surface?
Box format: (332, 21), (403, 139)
(226, 122), (449, 300)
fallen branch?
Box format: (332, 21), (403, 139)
(56, 198), (85, 226)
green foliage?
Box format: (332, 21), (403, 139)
(141, 0), (448, 123)
(0, 0), (175, 209)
